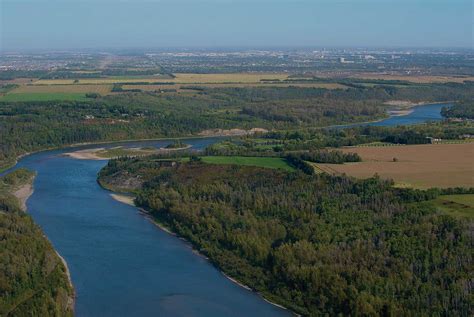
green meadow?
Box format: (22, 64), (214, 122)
(0, 92), (88, 102)
(201, 156), (294, 171)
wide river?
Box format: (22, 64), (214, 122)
(8, 103), (449, 316)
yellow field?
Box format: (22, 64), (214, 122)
(172, 73), (289, 83)
(315, 143), (474, 189)
(34, 73), (290, 85)
(122, 82), (346, 91)
(33, 78), (173, 85)
(10, 84), (113, 95)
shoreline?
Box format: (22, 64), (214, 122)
(54, 250), (75, 312)
(108, 189), (295, 315)
(8, 173), (75, 313)
(13, 182), (34, 212)
(326, 101), (450, 129)
(64, 144), (194, 160)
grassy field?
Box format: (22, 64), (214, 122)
(172, 73), (289, 83)
(315, 143), (474, 188)
(0, 92), (88, 102)
(201, 156), (294, 171)
(33, 72), (289, 85)
(10, 84), (113, 95)
(429, 194), (474, 219)
(0, 83), (113, 101)
(122, 82), (346, 92)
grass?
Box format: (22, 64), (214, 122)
(201, 156), (294, 171)
(0, 93), (88, 102)
(429, 194), (474, 219)
(11, 84), (112, 95)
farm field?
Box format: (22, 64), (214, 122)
(0, 83), (113, 101)
(315, 143), (474, 188)
(0, 92), (88, 102)
(31, 72), (290, 85)
(122, 82), (346, 91)
(10, 84), (113, 95)
(172, 73), (289, 83)
(201, 156), (294, 171)
(429, 194), (474, 219)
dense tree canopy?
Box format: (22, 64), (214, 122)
(0, 169), (73, 316)
(99, 158), (473, 316)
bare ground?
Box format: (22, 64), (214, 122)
(316, 143), (474, 188)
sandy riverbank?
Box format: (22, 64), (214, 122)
(198, 128), (268, 137)
(65, 144), (193, 161)
(55, 251), (75, 312)
(388, 109), (414, 116)
(64, 148), (108, 160)
(110, 193), (135, 206)
(13, 182), (34, 211)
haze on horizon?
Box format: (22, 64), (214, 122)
(1, 0), (472, 52)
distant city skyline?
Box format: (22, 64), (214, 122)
(1, 0), (472, 51)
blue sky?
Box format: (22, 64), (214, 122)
(1, 0), (472, 51)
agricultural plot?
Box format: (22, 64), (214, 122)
(172, 73), (289, 83)
(10, 84), (112, 95)
(0, 83), (113, 101)
(201, 156), (294, 171)
(0, 92), (88, 102)
(429, 194), (474, 219)
(121, 82), (346, 92)
(315, 143), (474, 188)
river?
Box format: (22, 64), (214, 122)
(8, 103), (450, 316)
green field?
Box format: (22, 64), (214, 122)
(0, 92), (88, 102)
(201, 156), (294, 171)
(431, 194), (474, 219)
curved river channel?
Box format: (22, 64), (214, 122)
(7, 103), (449, 316)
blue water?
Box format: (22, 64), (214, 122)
(333, 103), (450, 129)
(7, 103), (447, 316)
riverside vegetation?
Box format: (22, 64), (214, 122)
(0, 169), (74, 316)
(98, 156), (473, 316)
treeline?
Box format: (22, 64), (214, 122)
(98, 158), (473, 316)
(442, 101), (474, 119)
(39, 69), (169, 79)
(295, 150), (361, 164)
(205, 141), (361, 165)
(259, 121), (474, 151)
(203, 121), (473, 161)
(0, 169), (73, 316)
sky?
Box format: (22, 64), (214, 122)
(0, 0), (472, 51)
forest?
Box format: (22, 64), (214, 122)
(0, 169), (73, 316)
(202, 121), (474, 159)
(98, 157), (473, 316)
(442, 101), (474, 119)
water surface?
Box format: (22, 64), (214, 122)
(332, 102), (449, 129)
